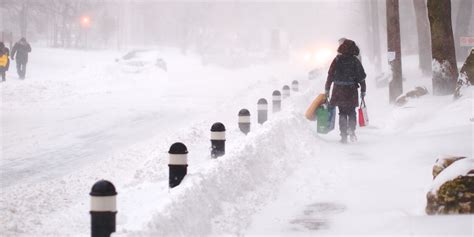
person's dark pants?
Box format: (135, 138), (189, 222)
(338, 106), (356, 137)
(16, 61), (27, 79)
(1, 70), (5, 81)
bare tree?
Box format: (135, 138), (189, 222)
(427, 0), (458, 95)
(413, 0), (432, 76)
(386, 0), (403, 103)
(2, 0), (28, 38)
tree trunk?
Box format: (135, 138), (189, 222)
(427, 0), (458, 95)
(460, 49), (473, 84)
(371, 0), (382, 74)
(454, 0), (472, 62)
(386, 0), (403, 103)
(19, 3), (28, 38)
(413, 0), (432, 76)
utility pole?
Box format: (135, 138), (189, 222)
(386, 0), (403, 103)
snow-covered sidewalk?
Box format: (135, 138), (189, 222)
(246, 94), (474, 236)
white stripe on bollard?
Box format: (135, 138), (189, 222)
(169, 154), (188, 165)
(282, 85), (290, 98)
(272, 96), (282, 101)
(238, 116), (251, 123)
(90, 196), (117, 212)
(258, 104), (268, 110)
(210, 131), (226, 140)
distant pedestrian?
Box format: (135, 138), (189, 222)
(11, 37), (31, 79)
(325, 39), (367, 143)
(0, 42), (10, 82)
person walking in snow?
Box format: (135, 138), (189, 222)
(0, 42), (10, 82)
(11, 37), (31, 79)
(325, 39), (366, 143)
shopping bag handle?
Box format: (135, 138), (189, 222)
(360, 98), (366, 108)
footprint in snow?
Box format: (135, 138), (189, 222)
(289, 202), (346, 231)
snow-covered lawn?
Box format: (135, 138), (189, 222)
(0, 48), (472, 236)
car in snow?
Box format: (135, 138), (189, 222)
(116, 50), (167, 73)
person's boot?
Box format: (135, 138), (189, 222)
(340, 135), (348, 144)
(349, 131), (357, 142)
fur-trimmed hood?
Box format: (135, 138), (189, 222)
(337, 39), (360, 56)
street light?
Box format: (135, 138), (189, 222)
(80, 16), (91, 28)
(80, 16), (91, 49)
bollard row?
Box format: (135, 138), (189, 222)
(89, 79), (303, 235)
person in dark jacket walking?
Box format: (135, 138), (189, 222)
(11, 37), (31, 79)
(0, 42), (10, 82)
(325, 39), (366, 143)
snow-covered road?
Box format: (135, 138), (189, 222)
(1, 48), (472, 236)
(0, 48), (298, 187)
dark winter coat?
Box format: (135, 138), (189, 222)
(325, 40), (366, 108)
(11, 41), (32, 64)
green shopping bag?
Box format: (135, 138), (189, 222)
(316, 103), (336, 134)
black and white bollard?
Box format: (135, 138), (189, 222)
(257, 98), (268, 124)
(292, 80), (299, 92)
(272, 90), (282, 113)
(282, 85), (290, 99)
(90, 180), (117, 237)
(210, 122), (226, 158)
(168, 142), (188, 188)
(238, 109), (251, 135)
